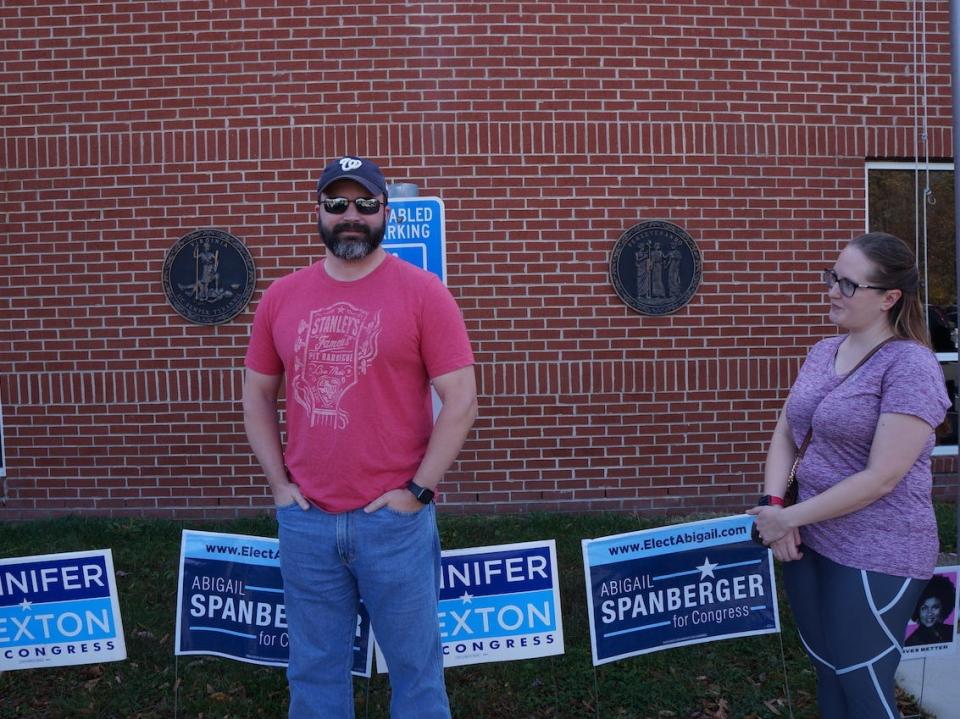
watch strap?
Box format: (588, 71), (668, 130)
(407, 480), (434, 504)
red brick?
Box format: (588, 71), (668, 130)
(1, 1), (955, 519)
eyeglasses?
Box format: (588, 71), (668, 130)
(321, 197), (384, 215)
(823, 269), (889, 298)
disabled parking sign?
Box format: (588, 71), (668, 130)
(385, 197), (446, 283)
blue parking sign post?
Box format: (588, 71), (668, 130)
(384, 197), (446, 284)
(0, 401), (5, 479)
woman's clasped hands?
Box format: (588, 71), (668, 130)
(746, 505), (804, 561)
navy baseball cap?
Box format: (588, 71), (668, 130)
(317, 156), (388, 200)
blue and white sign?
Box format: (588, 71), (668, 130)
(385, 197), (446, 283)
(385, 195), (448, 420)
(0, 549), (126, 670)
(175, 530), (373, 676)
(377, 540), (564, 670)
(582, 514), (779, 666)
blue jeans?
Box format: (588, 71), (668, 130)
(276, 502), (450, 719)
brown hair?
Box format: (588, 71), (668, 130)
(849, 232), (929, 347)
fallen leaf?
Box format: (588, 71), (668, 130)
(763, 698), (782, 716)
(80, 664), (104, 679)
(83, 678), (101, 691)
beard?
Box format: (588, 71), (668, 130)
(318, 219), (385, 261)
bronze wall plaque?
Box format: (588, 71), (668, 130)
(609, 220), (702, 315)
(162, 229), (256, 325)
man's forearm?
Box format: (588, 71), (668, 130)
(412, 394), (477, 490)
(243, 394), (289, 488)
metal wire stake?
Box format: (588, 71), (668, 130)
(776, 629), (797, 719)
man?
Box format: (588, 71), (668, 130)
(243, 155), (477, 718)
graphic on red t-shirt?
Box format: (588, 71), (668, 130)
(292, 301), (382, 429)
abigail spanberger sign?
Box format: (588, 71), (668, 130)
(582, 515), (778, 665)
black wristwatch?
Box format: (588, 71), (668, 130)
(406, 480), (435, 505)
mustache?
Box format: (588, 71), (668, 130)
(333, 222), (371, 237)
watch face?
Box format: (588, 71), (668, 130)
(409, 482), (433, 503)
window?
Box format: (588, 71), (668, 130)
(866, 161), (957, 454)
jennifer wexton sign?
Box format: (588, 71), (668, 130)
(0, 550), (126, 671)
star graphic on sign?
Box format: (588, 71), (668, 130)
(697, 557), (719, 580)
(459, 591), (474, 604)
(19, 599), (32, 611)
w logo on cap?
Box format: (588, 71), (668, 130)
(318, 155), (386, 198)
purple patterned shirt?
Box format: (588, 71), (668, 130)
(786, 336), (950, 579)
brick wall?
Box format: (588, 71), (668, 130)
(2, 1), (956, 519)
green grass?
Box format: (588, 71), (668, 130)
(934, 501), (957, 555)
(0, 507), (949, 719)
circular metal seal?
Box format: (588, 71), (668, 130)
(609, 220), (702, 315)
(162, 229), (256, 325)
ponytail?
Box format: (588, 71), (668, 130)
(849, 232), (930, 347)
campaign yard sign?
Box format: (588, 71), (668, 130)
(582, 514), (779, 666)
(902, 565), (959, 660)
(0, 549), (126, 671)
(377, 540), (565, 671)
(175, 530), (373, 677)
(438, 540), (564, 667)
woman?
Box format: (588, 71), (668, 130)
(748, 232), (950, 719)
(904, 574), (956, 646)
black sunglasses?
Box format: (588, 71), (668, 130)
(823, 269), (889, 298)
(321, 197), (384, 215)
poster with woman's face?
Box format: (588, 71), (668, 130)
(902, 566), (959, 659)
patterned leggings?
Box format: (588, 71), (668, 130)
(782, 546), (925, 719)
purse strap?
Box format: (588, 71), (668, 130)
(793, 336), (897, 460)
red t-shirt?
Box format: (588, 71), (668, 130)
(245, 254), (475, 511)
